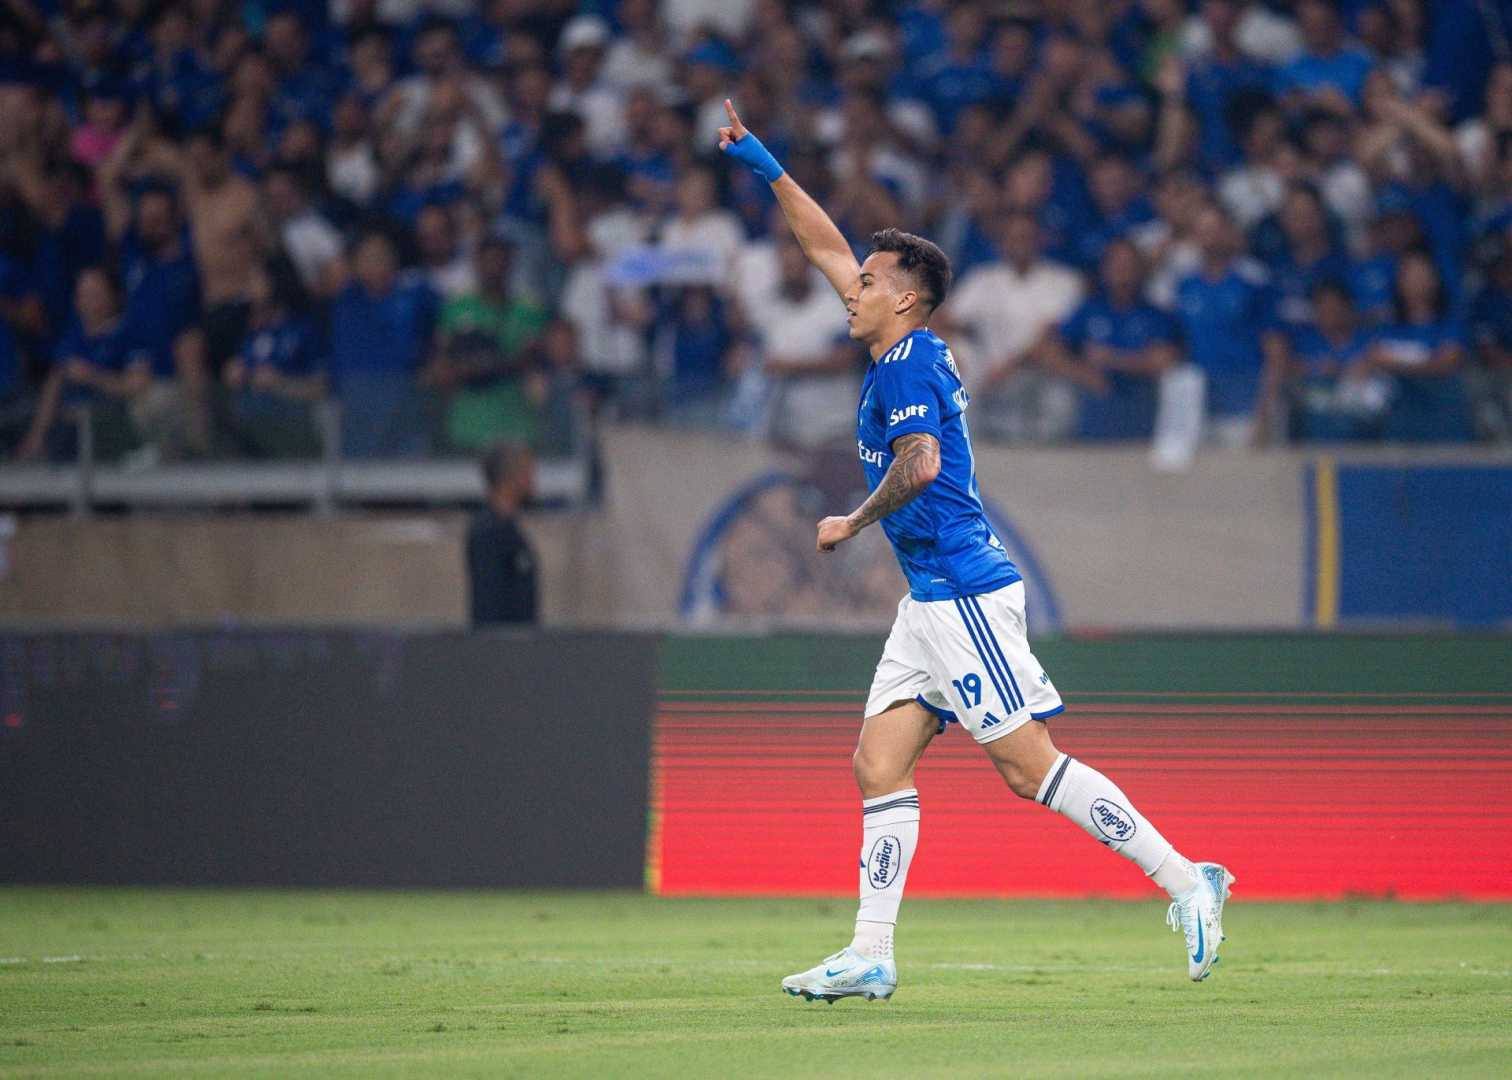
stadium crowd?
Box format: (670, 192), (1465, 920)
(0, 0), (1509, 462)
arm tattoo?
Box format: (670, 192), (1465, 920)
(848, 433), (940, 532)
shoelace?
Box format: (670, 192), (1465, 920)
(1166, 900), (1197, 953)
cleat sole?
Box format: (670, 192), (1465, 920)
(781, 985), (895, 1003)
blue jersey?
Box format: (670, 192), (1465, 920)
(856, 328), (1020, 602)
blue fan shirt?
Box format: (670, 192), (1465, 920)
(856, 328), (1020, 602)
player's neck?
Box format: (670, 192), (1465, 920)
(867, 319), (929, 362)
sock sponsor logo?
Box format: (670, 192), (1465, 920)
(1089, 798), (1136, 843)
(867, 835), (902, 889)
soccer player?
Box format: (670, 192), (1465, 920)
(717, 100), (1234, 1002)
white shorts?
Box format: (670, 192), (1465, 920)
(863, 581), (1064, 744)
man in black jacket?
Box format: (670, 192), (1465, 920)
(467, 443), (538, 625)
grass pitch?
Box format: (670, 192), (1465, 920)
(1, 891), (1509, 1077)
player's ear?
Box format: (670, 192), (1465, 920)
(894, 288), (919, 316)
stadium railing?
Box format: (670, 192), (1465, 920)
(0, 401), (594, 513)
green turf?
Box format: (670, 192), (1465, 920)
(0, 891), (1508, 1078)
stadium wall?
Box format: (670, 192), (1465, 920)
(0, 629), (656, 888)
(3, 629), (1508, 896)
(2, 432), (1509, 631)
(652, 634), (1512, 901)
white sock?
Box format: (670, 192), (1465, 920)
(851, 788), (919, 958)
(850, 920), (894, 961)
(1035, 753), (1199, 898)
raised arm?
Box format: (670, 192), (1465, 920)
(718, 99), (860, 300)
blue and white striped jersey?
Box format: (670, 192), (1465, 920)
(856, 328), (1021, 601)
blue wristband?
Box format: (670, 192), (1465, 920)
(722, 131), (784, 183)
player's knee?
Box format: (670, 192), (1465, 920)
(852, 746), (906, 797)
(998, 763), (1042, 800)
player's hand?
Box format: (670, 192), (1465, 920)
(718, 99), (784, 182)
(816, 515), (857, 552)
(716, 98), (748, 152)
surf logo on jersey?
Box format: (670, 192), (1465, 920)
(868, 835), (902, 888)
(888, 403), (929, 427)
(858, 440), (885, 467)
(1089, 798), (1136, 843)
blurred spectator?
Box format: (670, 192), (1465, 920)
(69, 85), (131, 171)
(1296, 109), (1373, 251)
(1, 0), (1509, 462)
(748, 233), (857, 448)
(560, 166), (653, 405)
(1172, 203), (1288, 444)
(1350, 193), (1427, 324)
(1163, 0), (1276, 173)
(658, 164), (745, 288)
(264, 166), (343, 301)
(549, 15), (624, 157)
(101, 171), (206, 459)
(1357, 250), (1475, 442)
(380, 20), (505, 142)
(1258, 181), (1353, 329)
(467, 441), (538, 627)
(415, 202), (476, 299)
(654, 284), (739, 423)
(1355, 71), (1469, 300)
(1274, 0), (1374, 110)
(1216, 96), (1291, 232)
(327, 91), (381, 206)
(172, 126), (261, 376)
(1178, 0), (1302, 66)
(328, 230), (437, 457)
(1355, 0), (1425, 97)
(1469, 240), (1512, 438)
(1074, 152), (1157, 270)
(1136, 168), (1209, 308)
(939, 210), (1084, 441)
(528, 319), (587, 456)
(433, 235), (549, 451)
(826, 90), (929, 213)
(1038, 239), (1179, 440)
(1456, 63), (1512, 199)
(602, 0), (674, 91)
(916, 3), (997, 135)
(17, 267), (139, 460)
(264, 10), (340, 134)
(222, 263), (324, 459)
(1286, 278), (1380, 441)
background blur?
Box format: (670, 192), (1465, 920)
(0, 0), (1508, 900)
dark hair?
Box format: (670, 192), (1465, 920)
(482, 442), (532, 491)
(135, 179), (179, 210)
(187, 123), (225, 151)
(1309, 277), (1353, 305)
(478, 232), (516, 257)
(867, 228), (952, 312)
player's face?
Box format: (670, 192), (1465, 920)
(845, 251), (907, 343)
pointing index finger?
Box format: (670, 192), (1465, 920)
(724, 98), (744, 132)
